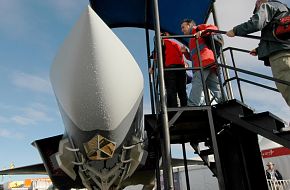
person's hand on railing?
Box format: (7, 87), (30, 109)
(194, 30), (203, 38)
(249, 48), (258, 56)
(226, 29), (235, 37)
(181, 45), (190, 60)
(180, 45), (187, 53)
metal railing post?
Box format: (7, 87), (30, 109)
(229, 49), (244, 102)
(220, 51), (234, 100)
(152, 0), (174, 189)
(144, 0), (155, 114)
(182, 143), (190, 190)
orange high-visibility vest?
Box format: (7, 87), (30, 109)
(189, 24), (218, 68)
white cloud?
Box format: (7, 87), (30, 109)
(10, 105), (53, 126)
(11, 116), (35, 126)
(0, 103), (53, 126)
(0, 128), (24, 139)
(24, 107), (52, 121)
(11, 72), (52, 94)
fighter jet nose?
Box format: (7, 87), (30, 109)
(50, 6), (144, 145)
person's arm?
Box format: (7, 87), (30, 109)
(232, 3), (276, 36)
(265, 170), (271, 179)
(197, 24), (218, 32)
(275, 170), (283, 180)
(149, 41), (166, 73)
(181, 45), (190, 60)
(196, 24), (218, 38)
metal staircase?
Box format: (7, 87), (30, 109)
(144, 99), (290, 190)
(145, 28), (290, 189)
(215, 99), (290, 149)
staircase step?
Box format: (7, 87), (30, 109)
(199, 149), (214, 157)
(241, 111), (286, 132)
(216, 106), (290, 149)
(279, 127), (290, 133)
(274, 127), (290, 141)
(190, 142), (217, 176)
(167, 108), (210, 128)
(214, 99), (254, 117)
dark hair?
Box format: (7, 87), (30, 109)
(160, 32), (170, 36)
(180, 18), (196, 26)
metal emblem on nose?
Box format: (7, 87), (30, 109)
(83, 134), (116, 160)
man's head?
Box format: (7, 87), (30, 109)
(180, 19), (196, 35)
(267, 162), (274, 170)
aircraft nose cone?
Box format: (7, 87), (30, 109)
(50, 6), (143, 138)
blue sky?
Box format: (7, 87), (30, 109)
(1, 0), (290, 183)
(0, 0), (89, 181)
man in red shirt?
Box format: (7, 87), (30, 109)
(150, 32), (188, 107)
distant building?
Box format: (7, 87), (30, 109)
(161, 165), (218, 190)
(2, 178), (51, 190)
(124, 165), (218, 190)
